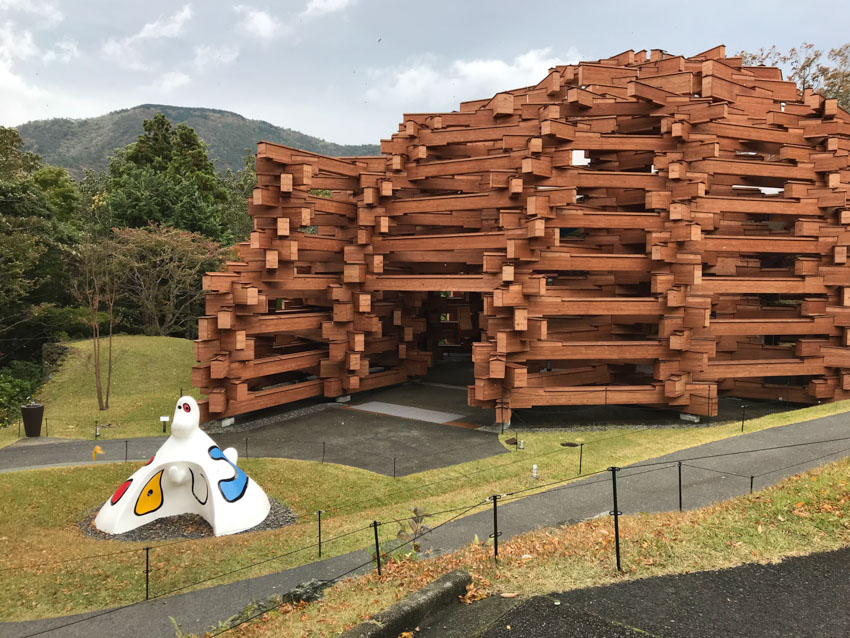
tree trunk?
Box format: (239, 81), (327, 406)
(91, 293), (106, 411)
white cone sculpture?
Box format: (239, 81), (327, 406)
(95, 396), (270, 536)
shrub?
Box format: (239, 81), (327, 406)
(0, 361), (42, 426)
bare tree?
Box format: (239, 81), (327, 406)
(70, 236), (122, 410)
(739, 41), (850, 110)
(111, 225), (228, 337)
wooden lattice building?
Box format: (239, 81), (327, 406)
(192, 45), (850, 425)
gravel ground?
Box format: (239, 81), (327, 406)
(77, 498), (296, 542)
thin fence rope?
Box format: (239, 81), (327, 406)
(210, 499), (490, 636)
(680, 462), (751, 480)
(753, 444), (850, 478)
(627, 435), (850, 470)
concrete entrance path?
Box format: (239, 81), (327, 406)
(4, 411), (850, 637)
(349, 401), (466, 425)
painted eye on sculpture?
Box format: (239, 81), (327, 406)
(183, 403), (191, 412)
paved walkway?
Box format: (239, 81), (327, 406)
(3, 412), (850, 637)
(0, 407), (508, 477)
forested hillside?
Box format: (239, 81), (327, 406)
(18, 104), (380, 177)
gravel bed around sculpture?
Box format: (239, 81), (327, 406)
(78, 497), (295, 542)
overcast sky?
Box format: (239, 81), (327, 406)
(1, 0), (849, 145)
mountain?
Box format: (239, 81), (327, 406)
(17, 104), (381, 177)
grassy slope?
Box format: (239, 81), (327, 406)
(34, 335), (200, 440)
(17, 105), (380, 177)
(2, 414), (850, 622)
(231, 457), (850, 637)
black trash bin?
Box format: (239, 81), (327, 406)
(21, 403), (44, 438)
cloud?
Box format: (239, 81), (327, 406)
(0, 21), (38, 61)
(102, 4), (193, 71)
(0, 21), (53, 122)
(300, 0), (356, 19)
(192, 44), (238, 72)
(155, 71), (190, 93)
(234, 5), (286, 42)
(366, 48), (582, 110)
(0, 0), (63, 28)
(42, 39), (79, 64)
(136, 4), (192, 39)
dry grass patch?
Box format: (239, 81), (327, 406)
(224, 457), (850, 638)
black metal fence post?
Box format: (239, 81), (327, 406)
(245, 437), (249, 459)
(609, 467), (622, 572)
(321, 441), (326, 463)
(125, 440), (129, 462)
(750, 475), (755, 494)
(490, 494), (502, 558)
(44, 417), (48, 437)
(392, 457), (397, 478)
(95, 420), (99, 439)
(317, 510), (323, 558)
(677, 461), (683, 512)
(741, 404), (747, 433)
(579, 443), (584, 475)
(372, 521), (382, 575)
(144, 547), (151, 600)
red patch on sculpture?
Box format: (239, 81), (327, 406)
(145, 456), (154, 466)
(111, 479), (132, 505)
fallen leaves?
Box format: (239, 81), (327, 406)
(460, 583), (488, 605)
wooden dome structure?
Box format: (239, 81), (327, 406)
(192, 45), (850, 425)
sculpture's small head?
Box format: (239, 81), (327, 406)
(172, 396), (200, 439)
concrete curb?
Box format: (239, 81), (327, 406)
(339, 570), (472, 638)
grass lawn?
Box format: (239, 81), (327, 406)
(3, 409), (850, 623)
(0, 423), (21, 450)
(35, 335), (201, 440)
(225, 456), (850, 637)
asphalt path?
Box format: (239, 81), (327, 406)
(0, 407), (508, 477)
(3, 411), (850, 637)
(475, 547), (850, 637)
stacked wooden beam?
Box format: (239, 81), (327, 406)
(193, 45), (850, 424)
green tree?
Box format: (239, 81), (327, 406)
(108, 166), (225, 240)
(31, 165), (80, 226)
(0, 126), (84, 363)
(218, 151), (255, 243)
(78, 168), (114, 234)
(109, 113), (231, 242)
(0, 127), (40, 179)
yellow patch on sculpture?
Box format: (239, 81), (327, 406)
(134, 470), (164, 516)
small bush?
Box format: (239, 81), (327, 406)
(0, 361), (42, 426)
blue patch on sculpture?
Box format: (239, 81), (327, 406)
(208, 446), (249, 502)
